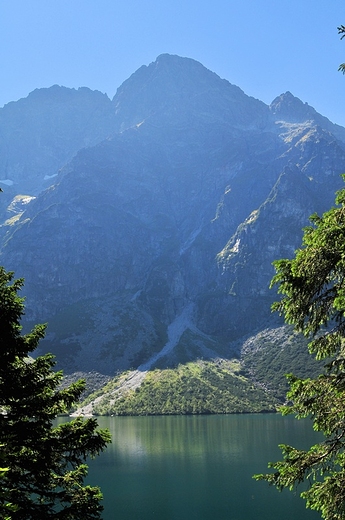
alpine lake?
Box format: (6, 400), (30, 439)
(63, 413), (322, 520)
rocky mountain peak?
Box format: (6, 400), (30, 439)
(1, 55), (345, 377)
(25, 84), (109, 104)
(270, 91), (312, 121)
(0, 85), (115, 197)
(112, 54), (269, 132)
(270, 91), (345, 143)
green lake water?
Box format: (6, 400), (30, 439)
(85, 414), (321, 520)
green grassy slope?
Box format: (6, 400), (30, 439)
(83, 360), (278, 415)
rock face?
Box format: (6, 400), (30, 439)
(1, 54), (345, 374)
(0, 86), (114, 197)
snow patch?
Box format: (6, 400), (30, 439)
(20, 196), (36, 205)
(179, 227), (202, 255)
(130, 290), (142, 302)
(44, 173), (58, 180)
(230, 238), (241, 254)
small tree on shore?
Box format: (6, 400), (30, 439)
(0, 267), (111, 519)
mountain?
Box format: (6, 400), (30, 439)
(0, 85), (115, 226)
(0, 55), (344, 410)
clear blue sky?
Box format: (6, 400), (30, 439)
(1, 1), (345, 124)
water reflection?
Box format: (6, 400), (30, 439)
(85, 415), (321, 520)
(103, 415), (246, 459)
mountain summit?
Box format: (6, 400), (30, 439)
(112, 54), (269, 134)
(1, 54), (344, 380)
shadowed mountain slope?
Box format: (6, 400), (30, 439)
(0, 55), (344, 384)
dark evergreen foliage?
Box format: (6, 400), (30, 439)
(338, 25), (345, 73)
(255, 179), (345, 519)
(0, 267), (111, 519)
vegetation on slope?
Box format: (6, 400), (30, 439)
(82, 359), (278, 415)
(70, 325), (327, 416)
(241, 326), (325, 401)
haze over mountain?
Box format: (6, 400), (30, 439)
(0, 54), (344, 390)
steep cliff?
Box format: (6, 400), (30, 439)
(0, 55), (344, 384)
(0, 85), (115, 200)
